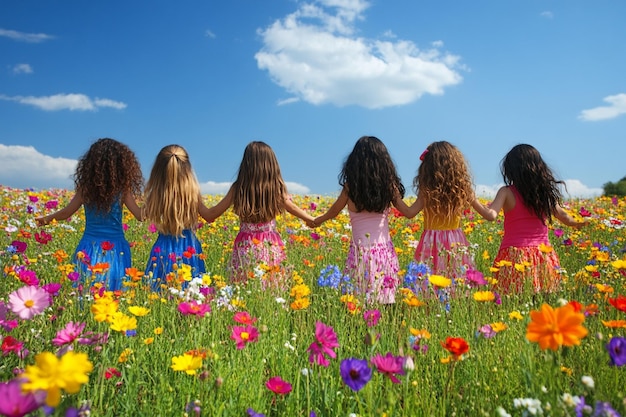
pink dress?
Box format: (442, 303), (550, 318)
(413, 209), (475, 283)
(345, 209), (399, 304)
(229, 220), (286, 286)
(492, 186), (561, 294)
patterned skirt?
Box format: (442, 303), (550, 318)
(492, 245), (562, 294)
(345, 240), (400, 304)
(414, 228), (476, 281)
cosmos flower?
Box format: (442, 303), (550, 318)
(231, 325), (259, 349)
(339, 358), (372, 391)
(307, 321), (339, 367)
(21, 351), (93, 407)
(606, 336), (626, 367)
(8, 286), (50, 320)
(233, 311), (257, 325)
(265, 376), (292, 395)
(0, 378), (45, 417)
(363, 309), (381, 327)
(370, 352), (405, 383)
(52, 322), (86, 346)
(526, 304), (588, 351)
(177, 300), (211, 317)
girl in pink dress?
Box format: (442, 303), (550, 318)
(479, 144), (584, 294)
(205, 141), (315, 287)
(313, 136), (413, 304)
(405, 141), (492, 293)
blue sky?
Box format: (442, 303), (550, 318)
(1, 0), (625, 198)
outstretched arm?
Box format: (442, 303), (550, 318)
(471, 198), (497, 221)
(36, 192), (84, 226)
(123, 191), (144, 221)
(476, 187), (511, 222)
(199, 187), (234, 223)
(284, 195), (315, 225)
(396, 193), (425, 219)
(312, 187), (349, 227)
(555, 205), (585, 229)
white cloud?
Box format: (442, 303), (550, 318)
(475, 179), (603, 200)
(12, 63), (33, 74)
(199, 180), (311, 195)
(0, 28), (54, 43)
(255, 0), (463, 109)
(277, 97), (300, 106)
(578, 93), (626, 121)
(0, 144), (76, 189)
(540, 11), (554, 19)
(205, 29), (216, 39)
(0, 93), (127, 111)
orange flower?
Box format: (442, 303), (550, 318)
(440, 337), (469, 358)
(601, 320), (626, 329)
(88, 262), (110, 275)
(125, 267), (144, 282)
(526, 304), (588, 351)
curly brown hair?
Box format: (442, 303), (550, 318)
(501, 144), (565, 224)
(232, 141), (287, 223)
(74, 138), (143, 213)
(340, 136), (405, 213)
(413, 141), (474, 220)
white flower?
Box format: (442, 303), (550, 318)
(284, 341), (295, 351)
(581, 375), (595, 389)
(495, 407), (511, 417)
(561, 393), (581, 408)
(275, 297), (286, 304)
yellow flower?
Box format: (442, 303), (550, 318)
(171, 353), (202, 375)
(109, 312), (137, 333)
(526, 303), (588, 351)
(118, 348), (133, 363)
(428, 274), (452, 288)
(595, 284), (614, 294)
(561, 366), (573, 376)
(201, 274), (212, 286)
(482, 250), (490, 260)
(127, 306), (150, 316)
(91, 299), (119, 323)
(177, 264), (192, 282)
(144, 338), (154, 345)
(538, 243), (553, 253)
(514, 263), (527, 272)
(491, 322), (508, 332)
(473, 291), (495, 302)
(290, 297), (310, 310)
(495, 260), (512, 268)
(22, 351), (93, 407)
(290, 283), (311, 299)
(409, 328), (431, 339)
(508, 311), (524, 321)
(611, 259), (626, 269)
(154, 327), (164, 335)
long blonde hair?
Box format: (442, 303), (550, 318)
(413, 141), (474, 221)
(144, 145), (200, 236)
(232, 141), (287, 223)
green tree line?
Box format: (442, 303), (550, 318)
(603, 176), (626, 197)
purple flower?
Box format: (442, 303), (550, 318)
(247, 408), (265, 417)
(606, 336), (626, 367)
(340, 358), (372, 391)
(363, 309), (381, 327)
(593, 401), (621, 416)
(10, 241), (27, 253)
(477, 324), (496, 339)
(0, 378), (45, 417)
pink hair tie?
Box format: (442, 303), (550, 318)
(419, 149), (429, 161)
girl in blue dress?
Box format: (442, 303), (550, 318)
(36, 138), (144, 291)
(143, 144), (212, 291)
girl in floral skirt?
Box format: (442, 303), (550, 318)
(313, 136), (413, 304)
(480, 144), (584, 294)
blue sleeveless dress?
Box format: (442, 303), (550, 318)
(145, 229), (206, 291)
(73, 200), (132, 291)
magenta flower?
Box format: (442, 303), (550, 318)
(67, 271), (80, 282)
(465, 269), (487, 287)
(0, 378), (45, 417)
(307, 321), (339, 367)
(370, 352), (405, 383)
(265, 376), (292, 395)
(363, 309), (381, 327)
(231, 325), (259, 349)
(8, 286), (50, 320)
(17, 269), (39, 287)
(0, 301), (18, 332)
(9, 240), (27, 253)
(177, 300), (211, 317)
(52, 322), (86, 346)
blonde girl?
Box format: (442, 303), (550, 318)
(144, 144), (211, 291)
(205, 141), (314, 285)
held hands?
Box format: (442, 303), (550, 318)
(35, 215), (49, 227)
(306, 217), (324, 228)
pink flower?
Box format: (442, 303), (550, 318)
(363, 310), (381, 327)
(0, 301), (18, 332)
(465, 269), (487, 287)
(0, 378), (45, 417)
(52, 322), (86, 346)
(265, 376), (292, 395)
(370, 352), (405, 384)
(307, 321), (339, 367)
(10, 240), (27, 253)
(18, 269), (39, 287)
(8, 286), (50, 320)
(148, 223), (158, 233)
(231, 325), (259, 349)
(553, 228), (564, 238)
(177, 300), (211, 317)
(233, 311), (257, 325)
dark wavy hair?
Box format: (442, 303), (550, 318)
(339, 136), (405, 213)
(74, 138), (143, 213)
(501, 144), (565, 224)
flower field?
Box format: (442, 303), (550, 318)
(1, 185), (625, 417)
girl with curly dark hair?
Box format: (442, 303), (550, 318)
(313, 136), (412, 304)
(480, 144), (584, 293)
(36, 138), (144, 291)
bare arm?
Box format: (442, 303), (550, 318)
(313, 187), (349, 226)
(477, 187), (511, 222)
(399, 193), (425, 219)
(36, 192), (84, 226)
(284, 195), (315, 225)
(199, 187), (234, 223)
(471, 197), (498, 221)
(123, 191), (144, 221)
(555, 205), (585, 229)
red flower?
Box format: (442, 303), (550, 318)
(441, 336), (469, 358)
(105, 367), (122, 379)
(608, 295), (626, 313)
(1, 335), (24, 356)
(265, 376), (292, 395)
(579, 207), (591, 217)
(101, 241), (114, 251)
(35, 231), (52, 244)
